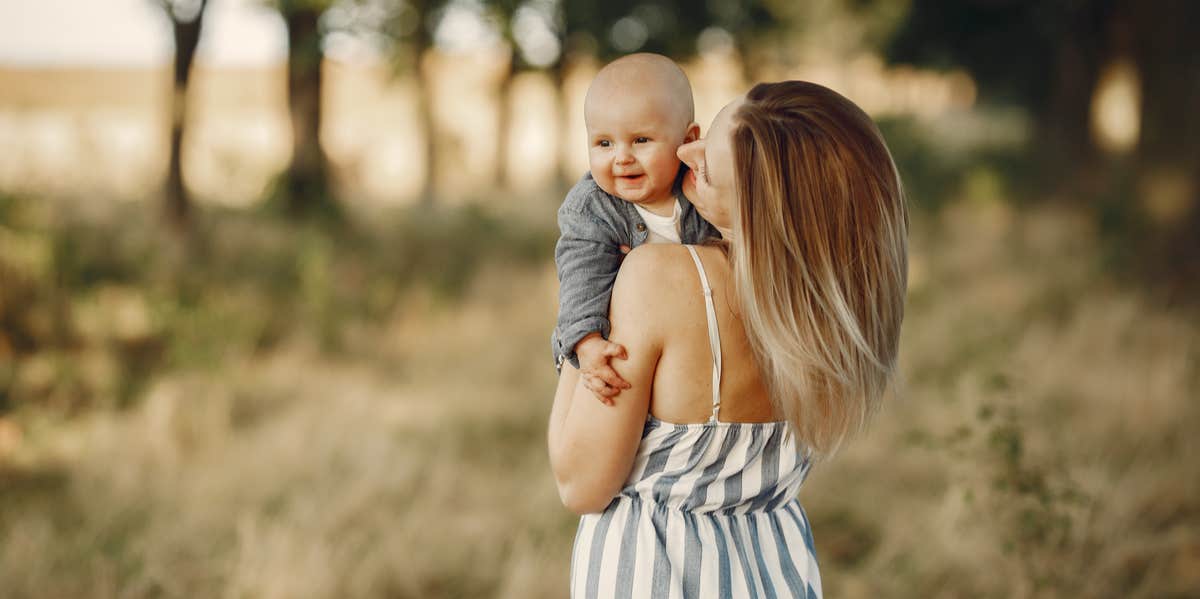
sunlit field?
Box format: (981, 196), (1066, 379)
(0, 52), (973, 208)
(1, 182), (1196, 597)
(1, 17), (1197, 595)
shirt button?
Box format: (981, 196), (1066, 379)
(636, 223), (646, 232)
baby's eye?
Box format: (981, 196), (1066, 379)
(634, 137), (649, 144)
(597, 140), (611, 148)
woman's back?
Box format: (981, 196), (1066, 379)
(640, 244), (777, 425)
(570, 244), (821, 598)
(555, 79), (909, 599)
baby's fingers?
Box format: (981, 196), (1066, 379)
(583, 374), (618, 404)
(598, 364), (631, 390)
(601, 341), (628, 360)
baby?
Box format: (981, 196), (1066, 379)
(552, 53), (720, 400)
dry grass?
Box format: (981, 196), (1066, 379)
(804, 198), (1199, 598)
(1, 197), (1197, 598)
(1, 260), (574, 598)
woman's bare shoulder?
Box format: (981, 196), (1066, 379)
(612, 244), (724, 316)
(614, 244), (698, 293)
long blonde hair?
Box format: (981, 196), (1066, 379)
(730, 81), (908, 455)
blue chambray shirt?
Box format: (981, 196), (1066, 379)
(552, 171), (720, 371)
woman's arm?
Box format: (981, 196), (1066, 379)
(547, 247), (666, 514)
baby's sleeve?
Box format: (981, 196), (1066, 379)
(552, 186), (626, 371)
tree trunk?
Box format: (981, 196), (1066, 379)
(551, 56), (571, 191)
(734, 34), (757, 91)
(410, 0), (438, 207)
(284, 7), (333, 216)
(1131, 0), (1200, 194)
(1129, 0), (1200, 290)
(1036, 32), (1104, 182)
(165, 0), (208, 231)
(494, 53), (516, 191)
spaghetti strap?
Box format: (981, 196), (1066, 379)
(570, 246), (820, 598)
(685, 245), (723, 423)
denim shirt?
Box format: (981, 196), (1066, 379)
(552, 171), (720, 371)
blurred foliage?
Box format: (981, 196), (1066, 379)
(906, 389), (1096, 594)
(2, 2), (1199, 596)
(880, 0), (1200, 295)
(260, 0), (796, 200)
(0, 191), (553, 416)
(877, 117), (977, 214)
(886, 0), (1107, 107)
(3, 190), (1197, 597)
(558, 0), (774, 60)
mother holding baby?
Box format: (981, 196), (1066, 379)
(548, 54), (907, 598)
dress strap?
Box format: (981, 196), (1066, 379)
(685, 245), (723, 423)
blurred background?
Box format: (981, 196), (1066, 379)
(0, 0), (1196, 597)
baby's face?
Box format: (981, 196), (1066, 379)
(586, 92), (691, 208)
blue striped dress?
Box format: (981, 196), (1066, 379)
(570, 246), (821, 598)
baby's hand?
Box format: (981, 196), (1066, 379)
(576, 333), (630, 405)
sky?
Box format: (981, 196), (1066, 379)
(0, 0), (519, 68)
(0, 0), (287, 67)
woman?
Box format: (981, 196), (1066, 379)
(548, 81), (907, 598)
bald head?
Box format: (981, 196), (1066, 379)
(585, 53), (695, 132)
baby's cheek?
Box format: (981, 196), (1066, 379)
(592, 172), (620, 198)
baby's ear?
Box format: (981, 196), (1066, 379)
(684, 121), (701, 144)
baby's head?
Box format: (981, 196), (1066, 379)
(584, 53), (698, 210)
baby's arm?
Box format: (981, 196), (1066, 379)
(553, 185), (632, 401)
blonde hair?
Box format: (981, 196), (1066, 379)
(730, 81), (908, 455)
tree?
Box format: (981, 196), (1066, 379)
(556, 0), (778, 65)
(1126, 0), (1200, 288)
(160, 0), (210, 231)
(405, 0), (443, 205)
(482, 0), (558, 189)
(484, 0), (782, 189)
(330, 0), (448, 205)
(1127, 1), (1200, 205)
(881, 0), (1200, 288)
(274, 0), (339, 217)
(883, 0), (1199, 190)
(885, 0), (1117, 174)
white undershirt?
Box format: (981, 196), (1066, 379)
(633, 199), (682, 244)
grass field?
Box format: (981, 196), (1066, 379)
(0, 187), (1197, 598)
